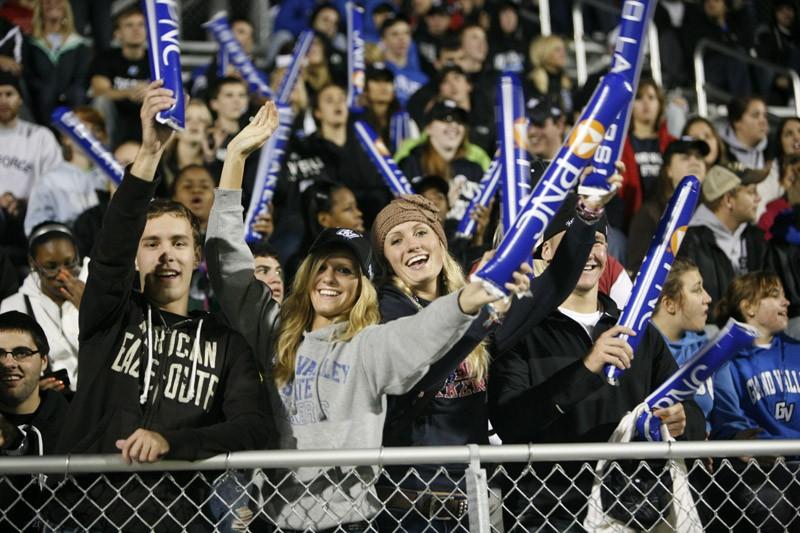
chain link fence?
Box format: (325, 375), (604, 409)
(2, 441), (799, 532)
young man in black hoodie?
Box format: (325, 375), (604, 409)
(489, 200), (706, 531)
(0, 310), (68, 529)
(54, 81), (270, 531)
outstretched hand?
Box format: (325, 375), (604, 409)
(227, 101), (280, 158)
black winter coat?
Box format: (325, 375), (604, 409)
(489, 292), (706, 527)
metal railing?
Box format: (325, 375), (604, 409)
(540, 0), (552, 36)
(572, 0), (662, 87)
(2, 441), (799, 532)
(693, 38), (800, 118)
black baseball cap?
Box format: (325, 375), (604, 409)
(308, 227), (376, 281)
(526, 96), (563, 126)
(426, 1), (449, 16)
(663, 136), (710, 163)
(412, 175), (450, 197)
(366, 62), (394, 83)
(426, 99), (469, 126)
(0, 70), (21, 94)
(534, 194), (608, 258)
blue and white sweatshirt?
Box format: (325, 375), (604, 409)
(711, 333), (800, 440)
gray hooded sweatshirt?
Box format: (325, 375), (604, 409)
(689, 203), (749, 274)
(720, 122), (768, 169)
(205, 189), (476, 530)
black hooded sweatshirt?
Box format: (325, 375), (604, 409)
(489, 292), (706, 527)
(51, 170), (270, 531)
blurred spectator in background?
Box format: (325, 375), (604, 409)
(526, 96), (566, 165)
(24, 0), (89, 124)
(436, 63), (494, 153)
(249, 241), (284, 304)
(24, 106), (109, 234)
(190, 17), (260, 99)
(414, 1), (452, 77)
(353, 62), (402, 150)
(678, 163), (769, 308)
(89, 5), (148, 148)
(682, 116), (729, 168)
(0, 71), (62, 272)
(304, 34), (346, 101)
(722, 95), (770, 170)
(487, 0), (527, 73)
(755, 0), (800, 106)
(757, 116), (800, 218)
(525, 34), (573, 118)
(759, 154), (800, 240)
(627, 138), (709, 272)
(160, 100), (215, 193)
(619, 78), (676, 227)
(72, 141), (138, 259)
(381, 14), (428, 105)
(310, 2), (345, 52)
(684, 0), (753, 97)
(396, 99), (489, 223)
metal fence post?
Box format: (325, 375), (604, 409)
(540, 0), (552, 36)
(465, 444), (490, 533)
(572, 2), (588, 86)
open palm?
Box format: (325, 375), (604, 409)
(228, 101), (280, 157)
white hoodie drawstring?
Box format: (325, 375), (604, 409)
(186, 319), (204, 401)
(139, 306), (154, 405)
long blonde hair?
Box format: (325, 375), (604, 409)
(32, 0), (77, 42)
(273, 252), (380, 387)
(388, 241), (490, 381)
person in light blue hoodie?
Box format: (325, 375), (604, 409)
(651, 258), (713, 432)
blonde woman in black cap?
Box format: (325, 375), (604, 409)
(205, 101), (532, 531)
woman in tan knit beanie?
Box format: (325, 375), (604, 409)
(372, 194), (531, 531)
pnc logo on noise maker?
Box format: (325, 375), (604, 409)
(567, 119), (606, 159)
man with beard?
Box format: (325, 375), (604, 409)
(489, 197), (705, 530)
(0, 311), (68, 529)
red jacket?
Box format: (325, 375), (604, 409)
(618, 123), (675, 229)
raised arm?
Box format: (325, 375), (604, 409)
(206, 103), (281, 359)
(79, 82), (176, 340)
(359, 266), (531, 397)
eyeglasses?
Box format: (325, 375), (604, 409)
(0, 347), (40, 361)
(33, 259), (80, 279)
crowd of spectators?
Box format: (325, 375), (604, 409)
(1, 0), (800, 531)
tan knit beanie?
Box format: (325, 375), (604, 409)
(372, 194), (447, 258)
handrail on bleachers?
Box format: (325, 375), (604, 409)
(571, 0), (662, 88)
(693, 37), (800, 119)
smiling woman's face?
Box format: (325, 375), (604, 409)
(383, 221), (444, 297)
(308, 252), (361, 321)
(748, 284), (790, 337)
